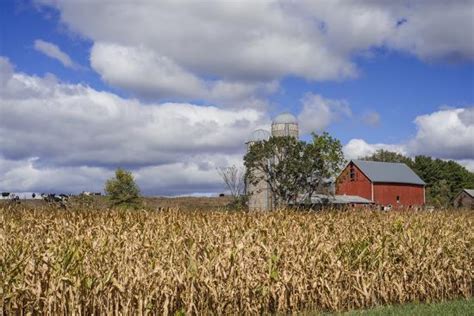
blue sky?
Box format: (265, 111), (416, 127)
(275, 56), (474, 144)
(1, 1), (473, 195)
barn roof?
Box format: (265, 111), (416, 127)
(463, 189), (474, 197)
(352, 160), (425, 185)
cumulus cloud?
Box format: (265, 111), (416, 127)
(34, 39), (78, 69)
(0, 154), (244, 195)
(343, 139), (407, 160)
(388, 1), (474, 61)
(32, 1), (473, 101)
(343, 107), (474, 171)
(297, 1), (474, 61)
(0, 156), (110, 194)
(297, 93), (351, 135)
(407, 107), (474, 160)
(90, 42), (277, 105)
(0, 56), (267, 194)
(42, 1), (356, 81)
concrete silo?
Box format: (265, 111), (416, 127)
(245, 113), (300, 211)
(246, 129), (273, 211)
(271, 112), (299, 138)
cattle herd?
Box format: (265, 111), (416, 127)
(0, 191), (101, 208)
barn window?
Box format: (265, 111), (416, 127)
(350, 165), (355, 181)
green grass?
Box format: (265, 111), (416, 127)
(342, 299), (473, 316)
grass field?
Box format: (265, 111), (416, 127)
(343, 298), (473, 315)
(1, 203), (472, 314)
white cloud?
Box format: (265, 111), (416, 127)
(297, 93), (351, 135)
(34, 39), (77, 69)
(90, 42), (276, 105)
(35, 0), (360, 101)
(408, 107), (474, 160)
(44, 0), (357, 81)
(0, 56), (267, 194)
(3, 54), (473, 193)
(388, 1), (474, 61)
(297, 1), (474, 62)
(134, 153), (244, 195)
(90, 42), (203, 98)
(343, 139), (407, 160)
(343, 107), (474, 171)
(457, 160), (474, 172)
(32, 0), (473, 102)
(0, 154), (244, 195)
(0, 156), (110, 194)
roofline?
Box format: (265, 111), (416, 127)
(350, 159), (426, 186)
(352, 159), (408, 164)
(453, 191), (464, 202)
(336, 160), (372, 183)
(354, 160), (374, 184)
(337, 159), (427, 186)
(463, 189), (474, 198)
(349, 160), (374, 183)
(371, 181), (425, 187)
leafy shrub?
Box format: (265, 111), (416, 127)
(104, 168), (141, 208)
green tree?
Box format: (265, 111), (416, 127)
(105, 168), (142, 208)
(362, 149), (412, 165)
(244, 132), (345, 208)
(429, 179), (451, 207)
(311, 132), (346, 180)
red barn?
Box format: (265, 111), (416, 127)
(336, 160), (425, 207)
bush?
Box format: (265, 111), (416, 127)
(226, 195), (248, 210)
(104, 168), (141, 208)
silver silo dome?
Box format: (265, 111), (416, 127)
(271, 112), (299, 138)
(246, 129), (271, 147)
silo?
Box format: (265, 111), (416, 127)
(245, 129), (272, 211)
(246, 129), (271, 149)
(271, 112), (299, 138)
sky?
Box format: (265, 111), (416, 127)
(0, 0), (473, 196)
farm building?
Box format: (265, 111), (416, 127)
(292, 193), (373, 209)
(336, 160), (426, 207)
(246, 112), (298, 211)
(246, 129), (273, 211)
(245, 114), (426, 210)
(453, 189), (474, 209)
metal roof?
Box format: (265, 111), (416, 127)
(463, 189), (474, 197)
(318, 194), (373, 204)
(296, 194), (373, 204)
(352, 160), (425, 185)
(272, 112), (298, 124)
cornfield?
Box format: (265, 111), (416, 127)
(1, 206), (472, 314)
